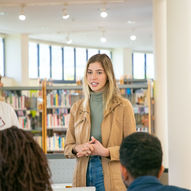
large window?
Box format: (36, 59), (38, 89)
(0, 37), (5, 76)
(51, 45), (62, 80)
(63, 47), (75, 81)
(76, 48), (87, 81)
(88, 48), (99, 59)
(39, 43), (50, 79)
(28, 41), (112, 83)
(146, 53), (154, 79)
(133, 52), (154, 79)
(100, 49), (112, 58)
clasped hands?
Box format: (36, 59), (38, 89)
(74, 136), (110, 158)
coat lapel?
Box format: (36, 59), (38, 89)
(102, 98), (121, 147)
(78, 100), (91, 143)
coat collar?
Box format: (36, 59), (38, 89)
(104, 97), (122, 117)
(78, 97), (122, 117)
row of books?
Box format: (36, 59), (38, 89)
(47, 134), (65, 151)
(18, 116), (31, 130)
(47, 113), (70, 128)
(136, 127), (149, 132)
(47, 92), (72, 107)
(6, 94), (26, 109)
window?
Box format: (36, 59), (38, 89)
(51, 45), (62, 80)
(100, 49), (111, 58)
(28, 42), (38, 78)
(28, 41), (112, 83)
(39, 43), (50, 79)
(76, 48), (87, 81)
(63, 46), (75, 81)
(0, 37), (5, 76)
(146, 53), (154, 79)
(133, 52), (145, 79)
(88, 48), (99, 59)
(133, 52), (154, 79)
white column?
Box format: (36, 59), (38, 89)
(167, 0), (191, 188)
(21, 34), (29, 86)
(5, 34), (22, 85)
(153, 0), (168, 168)
(5, 34), (29, 85)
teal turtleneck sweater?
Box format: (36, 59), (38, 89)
(90, 91), (104, 143)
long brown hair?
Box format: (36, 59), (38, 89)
(83, 53), (121, 112)
(0, 126), (53, 191)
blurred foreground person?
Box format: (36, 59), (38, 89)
(0, 125), (53, 191)
(120, 132), (190, 191)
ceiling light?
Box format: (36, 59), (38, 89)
(100, 30), (107, 43)
(18, 4), (26, 21)
(100, 36), (107, 43)
(18, 14), (26, 21)
(130, 35), (136, 41)
(66, 35), (72, 44)
(128, 20), (136, 24)
(62, 8), (70, 20)
(100, 9), (108, 18)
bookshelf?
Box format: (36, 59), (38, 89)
(0, 79), (154, 154)
(0, 85), (43, 148)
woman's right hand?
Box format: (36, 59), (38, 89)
(75, 141), (94, 157)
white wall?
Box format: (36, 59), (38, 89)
(5, 34), (22, 85)
(153, 0), (168, 168)
(4, 34), (37, 86)
(167, 0), (191, 188)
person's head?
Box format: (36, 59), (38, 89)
(119, 132), (164, 187)
(0, 126), (52, 191)
(83, 53), (119, 110)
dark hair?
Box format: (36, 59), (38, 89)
(120, 132), (163, 178)
(0, 126), (52, 191)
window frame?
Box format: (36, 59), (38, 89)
(132, 52), (154, 80)
(0, 37), (5, 76)
(28, 41), (112, 83)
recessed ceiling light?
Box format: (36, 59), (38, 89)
(62, 8), (70, 20)
(100, 36), (107, 43)
(130, 35), (136, 41)
(66, 39), (72, 44)
(100, 9), (108, 18)
(18, 14), (26, 21)
(62, 14), (70, 20)
(128, 20), (136, 24)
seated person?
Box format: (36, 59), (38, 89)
(0, 101), (20, 129)
(119, 132), (190, 191)
(0, 125), (53, 191)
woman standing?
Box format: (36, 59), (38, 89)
(64, 54), (136, 191)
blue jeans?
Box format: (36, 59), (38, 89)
(86, 156), (105, 191)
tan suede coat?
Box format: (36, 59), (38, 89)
(64, 96), (136, 191)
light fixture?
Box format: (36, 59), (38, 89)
(18, 4), (26, 21)
(130, 35), (136, 41)
(100, 8), (108, 18)
(62, 8), (70, 20)
(100, 1), (108, 18)
(66, 34), (72, 44)
(127, 20), (136, 24)
(100, 30), (107, 43)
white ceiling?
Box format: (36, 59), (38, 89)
(0, 0), (153, 51)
